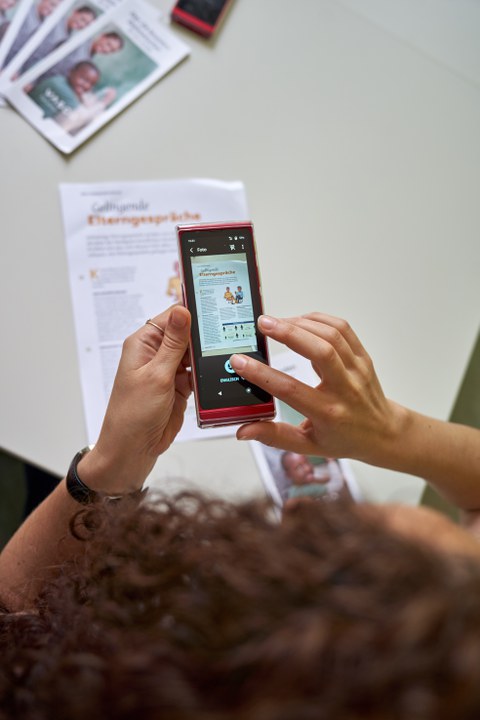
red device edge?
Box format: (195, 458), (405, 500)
(171, 7), (216, 38)
(171, 0), (233, 39)
(177, 221), (276, 428)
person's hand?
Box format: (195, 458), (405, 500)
(230, 313), (404, 465)
(79, 305), (191, 494)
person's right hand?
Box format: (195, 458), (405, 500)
(79, 305), (192, 495)
(230, 313), (405, 466)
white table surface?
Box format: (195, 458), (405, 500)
(1, 0), (479, 505)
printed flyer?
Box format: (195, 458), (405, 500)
(5, 0), (189, 152)
(250, 350), (362, 516)
(59, 178), (250, 444)
(0, 0), (52, 72)
(0, 0), (122, 96)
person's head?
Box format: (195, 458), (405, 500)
(68, 60), (99, 97)
(225, 286), (230, 291)
(66, 5), (96, 31)
(0, 0), (17, 12)
(237, 286), (242, 291)
(2, 494), (480, 719)
(281, 451), (315, 485)
(37, 0), (61, 20)
(91, 31), (123, 55)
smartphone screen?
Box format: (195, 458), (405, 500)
(177, 222), (274, 426)
(171, 0), (232, 38)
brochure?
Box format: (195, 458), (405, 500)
(5, 0), (189, 152)
(250, 350), (362, 517)
(0, 0), (24, 49)
(0, 0), (46, 105)
(0, 0), (122, 96)
(59, 178), (250, 444)
(0, 0), (44, 71)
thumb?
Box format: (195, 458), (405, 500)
(237, 421), (316, 455)
(151, 306), (191, 377)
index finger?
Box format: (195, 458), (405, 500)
(257, 315), (346, 385)
(229, 354), (321, 421)
(295, 313), (366, 357)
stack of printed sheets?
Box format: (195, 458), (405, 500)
(0, 0), (189, 152)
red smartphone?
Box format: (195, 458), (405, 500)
(171, 0), (233, 39)
(177, 221), (276, 428)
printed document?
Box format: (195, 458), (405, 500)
(250, 350), (362, 516)
(59, 178), (249, 444)
(5, 0), (189, 152)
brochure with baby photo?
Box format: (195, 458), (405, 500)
(250, 350), (362, 517)
(5, 0), (189, 152)
(0, 0), (123, 96)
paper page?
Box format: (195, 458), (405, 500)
(0, 0), (37, 70)
(250, 349), (362, 515)
(5, 0), (189, 152)
(0, 0), (24, 53)
(0, 0), (45, 106)
(0, 0), (122, 96)
(0, 0), (25, 106)
(59, 178), (250, 445)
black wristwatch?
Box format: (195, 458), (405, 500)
(66, 445), (147, 505)
(66, 445), (100, 504)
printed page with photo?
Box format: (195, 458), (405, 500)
(0, 0), (24, 50)
(0, 0), (43, 104)
(250, 349), (363, 514)
(0, 0), (122, 97)
(5, 0), (189, 152)
(0, 0), (36, 70)
(59, 178), (250, 444)
(192, 253), (257, 358)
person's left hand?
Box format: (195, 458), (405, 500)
(79, 305), (191, 494)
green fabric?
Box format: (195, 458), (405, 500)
(421, 328), (480, 521)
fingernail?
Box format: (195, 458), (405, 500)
(230, 354), (247, 370)
(237, 434), (251, 441)
(171, 308), (187, 328)
(258, 315), (277, 330)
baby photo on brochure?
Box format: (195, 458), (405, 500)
(250, 351), (362, 515)
(5, 0), (189, 152)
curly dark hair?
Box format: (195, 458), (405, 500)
(2, 494), (480, 720)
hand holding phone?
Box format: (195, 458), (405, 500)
(177, 221), (275, 428)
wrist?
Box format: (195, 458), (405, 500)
(366, 400), (413, 471)
(76, 442), (153, 495)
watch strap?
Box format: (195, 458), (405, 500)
(66, 446), (147, 505)
(66, 445), (99, 504)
